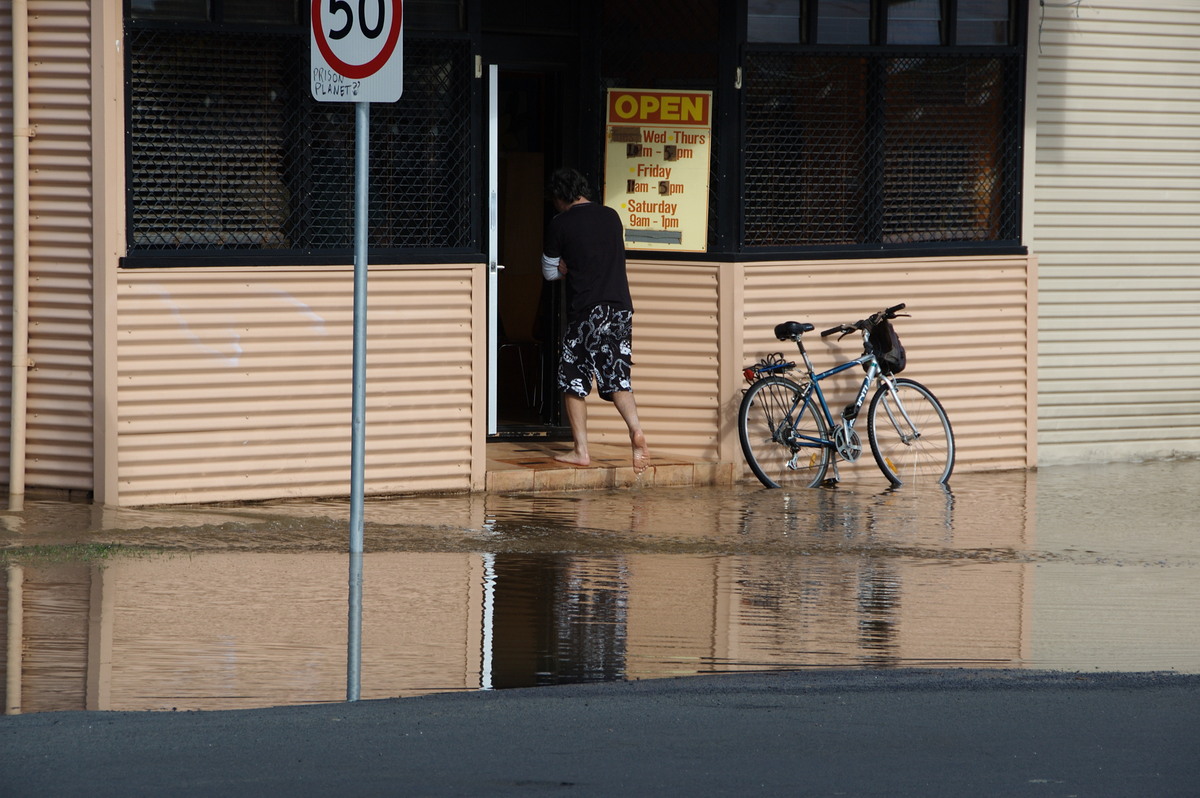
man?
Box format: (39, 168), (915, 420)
(541, 167), (649, 474)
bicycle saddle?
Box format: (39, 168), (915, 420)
(774, 321), (815, 341)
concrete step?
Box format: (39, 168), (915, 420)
(486, 441), (735, 493)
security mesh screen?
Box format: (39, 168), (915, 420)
(881, 56), (1019, 243)
(744, 55), (872, 246)
(743, 51), (1022, 249)
(127, 30), (474, 253)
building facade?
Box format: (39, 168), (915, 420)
(3, 1), (1180, 507)
(1030, 1), (1200, 464)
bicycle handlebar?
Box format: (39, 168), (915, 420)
(819, 324), (852, 338)
(820, 303), (908, 338)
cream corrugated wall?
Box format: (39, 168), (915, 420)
(742, 256), (1037, 477)
(586, 260), (724, 462)
(115, 266), (483, 505)
(1, 2), (95, 492)
(1033, 1), (1200, 463)
(592, 255), (1035, 477)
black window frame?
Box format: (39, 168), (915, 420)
(748, 0), (1019, 48)
(120, 0), (1027, 268)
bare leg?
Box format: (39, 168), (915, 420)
(611, 390), (649, 474)
(556, 392), (590, 466)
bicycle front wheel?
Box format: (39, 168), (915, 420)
(867, 378), (955, 486)
(738, 376), (831, 488)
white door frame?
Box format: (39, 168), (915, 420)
(486, 64), (500, 435)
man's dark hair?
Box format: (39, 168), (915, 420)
(549, 168), (593, 204)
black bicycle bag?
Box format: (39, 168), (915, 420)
(871, 318), (906, 374)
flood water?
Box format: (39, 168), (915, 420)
(2, 459), (1198, 714)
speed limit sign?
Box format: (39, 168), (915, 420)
(311, 0), (403, 103)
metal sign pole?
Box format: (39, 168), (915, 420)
(346, 100), (369, 702)
(350, 101), (368, 555)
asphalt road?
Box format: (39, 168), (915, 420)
(3, 669), (1198, 797)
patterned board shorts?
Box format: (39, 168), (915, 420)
(558, 304), (634, 401)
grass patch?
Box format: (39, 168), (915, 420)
(0, 543), (153, 566)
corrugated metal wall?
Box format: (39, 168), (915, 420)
(742, 256), (1036, 477)
(28, 1), (93, 490)
(1033, 1), (1200, 463)
(114, 266), (482, 505)
(591, 255), (1035, 479)
(0, 2), (94, 493)
(588, 260), (724, 461)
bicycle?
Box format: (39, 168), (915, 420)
(738, 303), (955, 489)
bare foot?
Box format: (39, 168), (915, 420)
(555, 451), (590, 467)
(630, 430), (649, 474)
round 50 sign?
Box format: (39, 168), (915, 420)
(311, 0), (403, 103)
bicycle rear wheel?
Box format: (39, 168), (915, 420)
(738, 376), (831, 488)
(867, 378), (955, 486)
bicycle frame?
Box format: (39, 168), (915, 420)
(786, 340), (895, 453)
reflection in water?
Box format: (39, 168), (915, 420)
(2, 460), (1199, 714)
(856, 562), (901, 666)
(347, 551), (363, 701)
(488, 555), (629, 689)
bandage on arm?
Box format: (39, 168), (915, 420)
(541, 254), (563, 281)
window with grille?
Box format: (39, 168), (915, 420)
(124, 3), (475, 262)
(743, 0), (1023, 253)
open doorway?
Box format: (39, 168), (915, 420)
(491, 67), (571, 438)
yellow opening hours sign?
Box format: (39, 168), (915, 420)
(603, 89), (713, 253)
